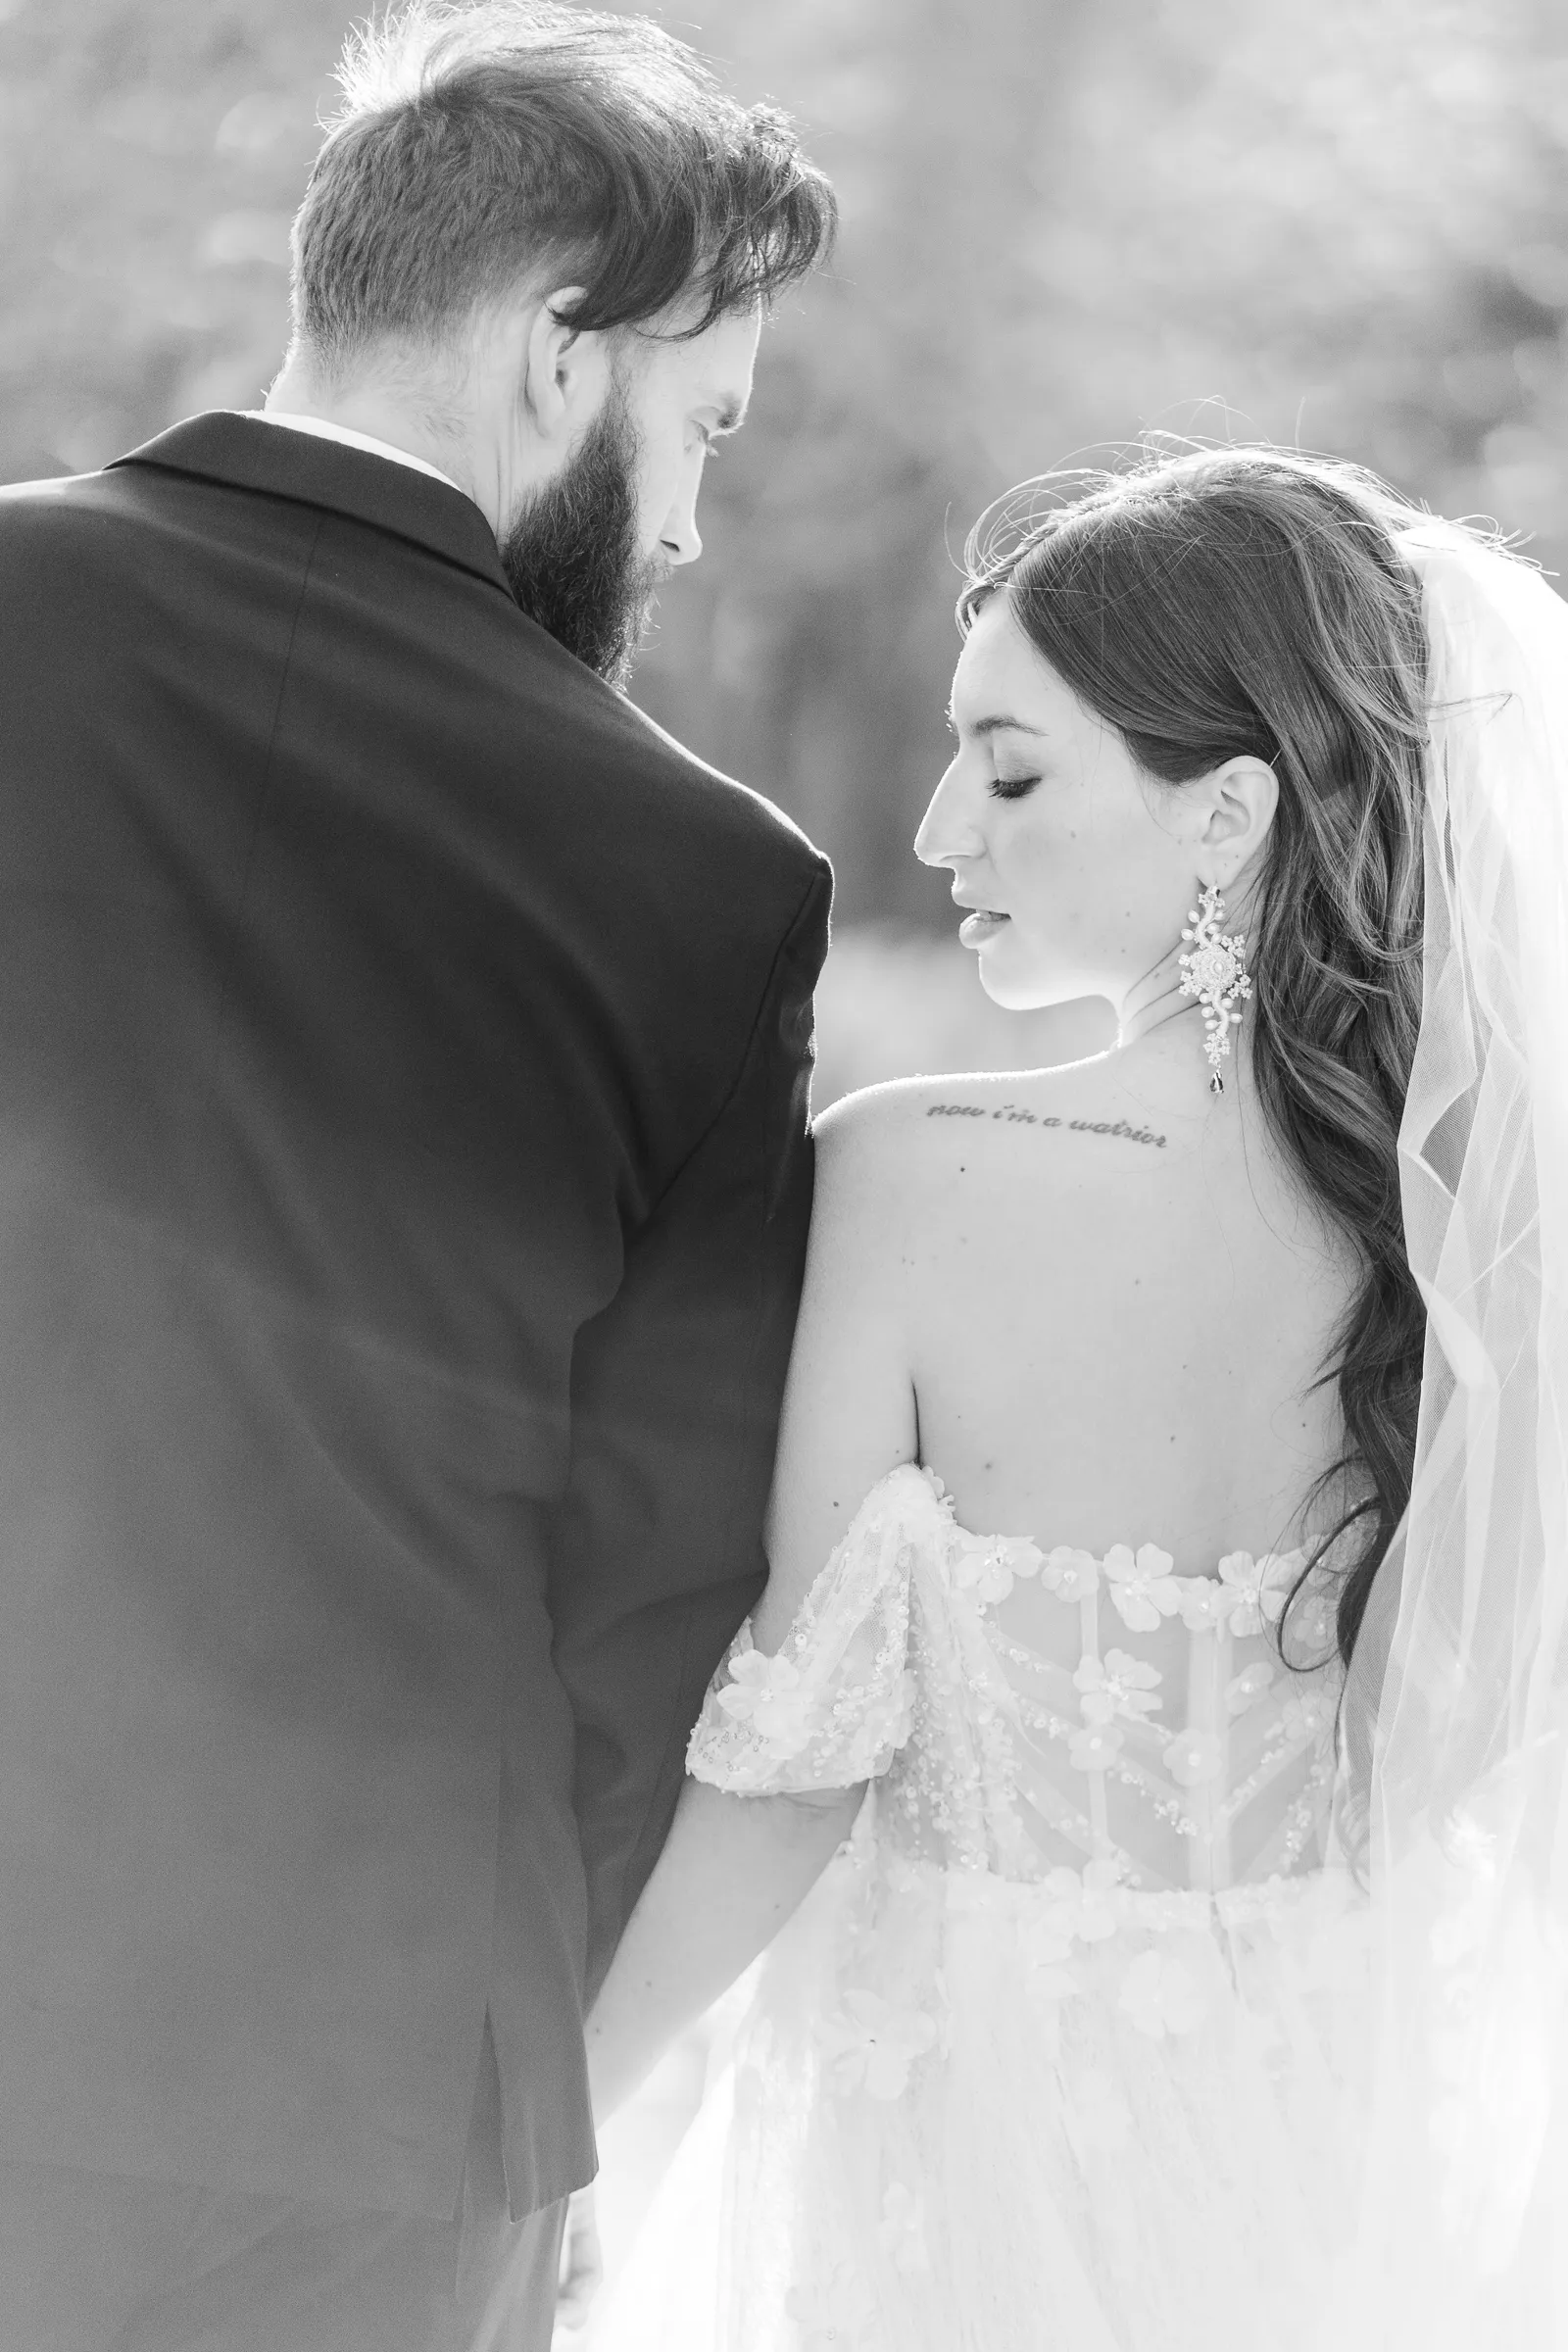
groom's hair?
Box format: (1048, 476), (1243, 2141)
(290, 0), (836, 374)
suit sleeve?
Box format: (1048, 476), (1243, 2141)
(547, 861), (832, 2004)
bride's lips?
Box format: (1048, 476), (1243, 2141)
(958, 909), (1010, 948)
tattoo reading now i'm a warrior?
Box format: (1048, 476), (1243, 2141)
(925, 1103), (1167, 1149)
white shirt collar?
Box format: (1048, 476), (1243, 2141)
(242, 410), (466, 499)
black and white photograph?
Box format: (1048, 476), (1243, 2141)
(0, 0), (1565, 2344)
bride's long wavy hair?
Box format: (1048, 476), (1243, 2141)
(958, 444), (1431, 1680)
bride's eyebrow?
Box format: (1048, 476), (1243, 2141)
(944, 704), (1050, 739)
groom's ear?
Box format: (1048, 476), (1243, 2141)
(518, 286), (608, 443)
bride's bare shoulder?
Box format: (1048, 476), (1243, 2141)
(812, 1069), (1016, 1172)
(812, 1063), (1154, 1172)
(813, 1066), (1112, 1215)
(808, 1061), (1192, 1278)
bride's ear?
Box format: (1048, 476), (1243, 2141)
(1193, 755), (1278, 877)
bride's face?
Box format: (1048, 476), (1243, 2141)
(915, 597), (1210, 1013)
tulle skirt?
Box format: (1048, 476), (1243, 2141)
(591, 1807), (1377, 2352)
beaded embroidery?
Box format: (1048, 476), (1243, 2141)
(688, 1464), (1343, 1900)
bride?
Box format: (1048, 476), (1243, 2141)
(570, 447), (1568, 2350)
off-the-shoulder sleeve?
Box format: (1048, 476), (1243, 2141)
(686, 1466), (937, 1794)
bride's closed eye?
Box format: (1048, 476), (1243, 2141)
(988, 771), (1042, 801)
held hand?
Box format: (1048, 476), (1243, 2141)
(552, 2182), (604, 2342)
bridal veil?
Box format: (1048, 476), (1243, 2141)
(1328, 517), (1568, 2344)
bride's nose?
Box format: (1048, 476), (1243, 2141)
(913, 761), (984, 868)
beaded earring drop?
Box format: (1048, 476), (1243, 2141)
(1178, 882), (1252, 1094)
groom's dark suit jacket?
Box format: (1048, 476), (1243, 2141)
(0, 415), (830, 2220)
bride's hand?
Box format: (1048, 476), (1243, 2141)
(552, 2182), (604, 2341)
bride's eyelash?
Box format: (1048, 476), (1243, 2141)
(989, 774), (1041, 802)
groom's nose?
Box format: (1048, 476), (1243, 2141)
(661, 513), (703, 567)
(659, 464), (705, 569)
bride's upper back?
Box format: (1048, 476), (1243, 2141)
(808, 1041), (1359, 1577)
(755, 1040), (1366, 1889)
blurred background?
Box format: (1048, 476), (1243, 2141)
(3, 0), (1566, 2315)
(8, 0), (1568, 1099)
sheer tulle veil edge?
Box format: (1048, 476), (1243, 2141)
(1326, 518), (1568, 2344)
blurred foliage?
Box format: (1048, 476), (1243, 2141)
(3, 0), (1567, 951)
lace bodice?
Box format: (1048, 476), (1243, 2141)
(689, 1464), (1345, 1895)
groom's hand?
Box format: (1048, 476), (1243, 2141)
(552, 2182), (604, 2341)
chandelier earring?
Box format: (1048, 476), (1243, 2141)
(1178, 881), (1252, 1095)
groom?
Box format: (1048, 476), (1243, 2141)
(0, 6), (833, 2346)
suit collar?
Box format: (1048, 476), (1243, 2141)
(236, 409), (466, 497)
(110, 411), (514, 601)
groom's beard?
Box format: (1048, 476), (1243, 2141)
(499, 382), (662, 690)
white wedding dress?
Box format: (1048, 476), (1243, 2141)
(592, 1461), (1374, 2352)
